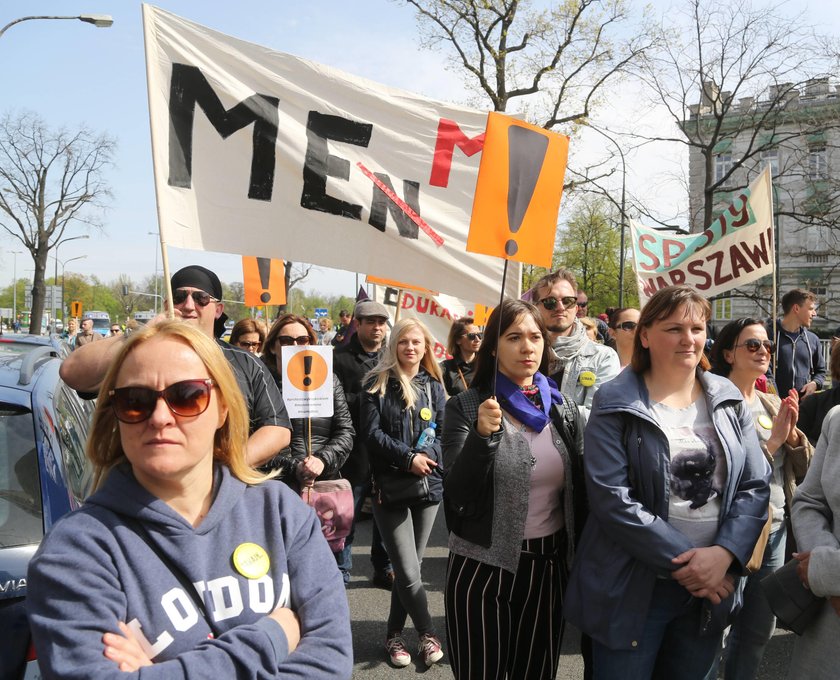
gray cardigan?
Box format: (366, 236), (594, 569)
(442, 387), (583, 574)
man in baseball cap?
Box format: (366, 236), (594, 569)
(61, 265), (291, 465)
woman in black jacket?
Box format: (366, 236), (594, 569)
(262, 314), (354, 489)
(440, 317), (482, 396)
(362, 317), (447, 669)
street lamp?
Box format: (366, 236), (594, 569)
(55, 255), (88, 325)
(53, 235), (90, 321)
(585, 123), (629, 307)
(0, 14), (113, 40)
(10, 250), (22, 331)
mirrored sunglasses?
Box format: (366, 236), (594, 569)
(736, 339), (775, 354)
(109, 379), (215, 424)
(614, 321), (638, 332)
(538, 296), (577, 311)
(173, 289), (217, 307)
(276, 335), (310, 346)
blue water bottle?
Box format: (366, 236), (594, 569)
(416, 422), (437, 449)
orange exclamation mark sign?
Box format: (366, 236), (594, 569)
(467, 112), (569, 268)
(243, 257), (286, 306)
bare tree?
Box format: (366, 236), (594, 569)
(633, 0), (837, 230)
(399, 0), (653, 129)
(0, 111), (114, 333)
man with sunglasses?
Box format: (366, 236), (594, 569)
(770, 288), (826, 400)
(333, 300), (394, 588)
(61, 265), (291, 466)
(532, 269), (620, 421)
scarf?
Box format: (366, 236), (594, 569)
(496, 371), (562, 432)
(551, 319), (590, 363)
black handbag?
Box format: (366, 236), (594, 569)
(374, 469), (429, 508)
(760, 557), (824, 635)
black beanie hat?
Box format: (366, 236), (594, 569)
(170, 265), (223, 299)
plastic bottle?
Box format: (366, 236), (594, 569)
(416, 421), (437, 449)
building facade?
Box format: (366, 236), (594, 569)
(682, 78), (840, 333)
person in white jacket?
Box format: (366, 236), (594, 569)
(531, 268), (620, 421)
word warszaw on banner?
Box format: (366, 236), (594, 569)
(143, 5), (519, 304)
(630, 167), (775, 304)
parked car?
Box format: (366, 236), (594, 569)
(0, 335), (95, 679)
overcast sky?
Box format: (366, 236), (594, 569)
(1, 0), (837, 298)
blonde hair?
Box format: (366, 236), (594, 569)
(88, 321), (271, 489)
(365, 318), (444, 409)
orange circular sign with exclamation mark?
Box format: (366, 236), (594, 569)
(286, 350), (329, 392)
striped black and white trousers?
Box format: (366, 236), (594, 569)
(445, 531), (568, 680)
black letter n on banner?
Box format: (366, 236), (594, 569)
(168, 63), (279, 201)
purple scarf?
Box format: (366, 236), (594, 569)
(495, 371), (562, 432)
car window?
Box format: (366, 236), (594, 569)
(0, 405), (43, 548)
(54, 385), (94, 506)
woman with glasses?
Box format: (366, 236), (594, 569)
(440, 317), (482, 396)
(709, 318), (812, 679)
(565, 285), (771, 680)
(229, 318), (266, 354)
(261, 314), (354, 498)
(608, 307), (641, 368)
(443, 299), (585, 680)
(362, 318), (447, 668)
(26, 321), (352, 678)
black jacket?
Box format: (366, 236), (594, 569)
(440, 356), (475, 397)
(333, 334), (385, 486)
(797, 384), (840, 446)
(361, 369), (446, 504)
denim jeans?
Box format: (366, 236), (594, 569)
(719, 525), (787, 679)
(373, 501), (439, 635)
(593, 579), (722, 680)
(334, 481), (391, 582)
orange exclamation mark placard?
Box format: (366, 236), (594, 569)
(243, 257), (286, 306)
(467, 112), (569, 268)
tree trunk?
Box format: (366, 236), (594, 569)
(28, 249), (49, 334)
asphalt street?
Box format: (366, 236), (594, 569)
(346, 507), (797, 679)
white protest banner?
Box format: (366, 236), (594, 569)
(374, 286), (475, 360)
(281, 346), (334, 419)
(142, 5), (520, 304)
(630, 167), (775, 304)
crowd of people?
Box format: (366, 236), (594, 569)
(21, 264), (840, 679)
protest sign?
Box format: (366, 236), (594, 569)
(281, 345), (334, 418)
(630, 167), (775, 304)
(143, 5), (519, 304)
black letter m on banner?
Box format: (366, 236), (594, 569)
(168, 63), (279, 201)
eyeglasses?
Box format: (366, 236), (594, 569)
(537, 296), (578, 311)
(109, 379), (215, 424)
(464, 332), (482, 341)
(237, 341), (261, 349)
(172, 289), (217, 307)
(276, 335), (310, 346)
(577, 300), (588, 308)
(735, 339), (775, 354)
(613, 321), (638, 332)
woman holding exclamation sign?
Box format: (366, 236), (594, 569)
(361, 318), (447, 668)
(260, 314), (355, 505)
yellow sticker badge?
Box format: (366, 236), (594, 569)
(757, 414), (773, 430)
(579, 371), (596, 388)
(419, 407), (432, 421)
(232, 543), (270, 579)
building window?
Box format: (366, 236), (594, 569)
(761, 148), (779, 175)
(715, 154), (733, 183)
(712, 296), (732, 321)
(808, 147), (827, 180)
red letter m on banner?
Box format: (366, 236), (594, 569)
(429, 118), (485, 188)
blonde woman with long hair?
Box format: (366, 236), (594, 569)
(27, 321), (352, 678)
(362, 318), (447, 668)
